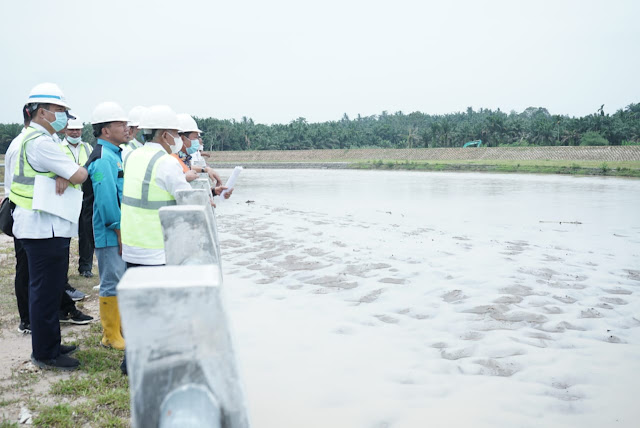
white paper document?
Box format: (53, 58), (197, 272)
(32, 175), (83, 223)
(218, 166), (242, 202)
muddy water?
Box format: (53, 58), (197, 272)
(215, 169), (640, 428)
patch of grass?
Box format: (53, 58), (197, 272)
(33, 404), (75, 428)
(0, 420), (20, 428)
(351, 159), (640, 177)
(0, 398), (19, 408)
(36, 326), (130, 427)
(10, 370), (41, 391)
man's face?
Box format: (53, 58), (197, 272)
(41, 104), (66, 121)
(103, 121), (130, 145)
(129, 126), (138, 139)
(66, 128), (82, 138)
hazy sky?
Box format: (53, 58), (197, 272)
(1, 0), (638, 124)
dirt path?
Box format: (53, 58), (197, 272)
(0, 235), (102, 424)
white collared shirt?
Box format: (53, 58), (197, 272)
(61, 138), (92, 165)
(121, 142), (192, 265)
(190, 150), (204, 164)
(12, 123), (82, 239)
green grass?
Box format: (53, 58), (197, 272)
(352, 159), (640, 177)
(33, 324), (129, 427)
(0, 237), (129, 427)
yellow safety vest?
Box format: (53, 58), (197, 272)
(122, 139), (143, 152)
(9, 127), (56, 210)
(62, 141), (91, 166)
(121, 146), (176, 249)
(61, 142), (91, 190)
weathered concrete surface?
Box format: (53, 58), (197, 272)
(159, 205), (220, 267)
(118, 265), (249, 428)
(205, 146), (640, 162)
(175, 188), (221, 260)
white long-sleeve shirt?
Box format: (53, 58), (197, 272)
(11, 123), (81, 239)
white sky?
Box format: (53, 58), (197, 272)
(1, 0), (638, 124)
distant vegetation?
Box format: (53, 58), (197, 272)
(1, 103), (639, 154)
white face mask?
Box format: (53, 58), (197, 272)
(164, 131), (182, 154)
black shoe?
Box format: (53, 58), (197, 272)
(65, 285), (86, 301)
(60, 344), (78, 355)
(79, 271), (93, 278)
(120, 355), (127, 376)
(18, 322), (31, 334)
(59, 309), (94, 325)
(31, 353), (80, 371)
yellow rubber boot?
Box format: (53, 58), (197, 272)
(99, 296), (125, 350)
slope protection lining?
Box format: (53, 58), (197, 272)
(205, 146), (640, 162)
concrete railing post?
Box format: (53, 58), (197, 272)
(118, 191), (249, 427)
(118, 265), (249, 428)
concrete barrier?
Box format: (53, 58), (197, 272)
(118, 265), (249, 428)
(118, 186), (249, 427)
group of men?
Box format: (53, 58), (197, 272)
(2, 82), (231, 372)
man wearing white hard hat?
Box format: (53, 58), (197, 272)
(121, 106), (147, 158)
(121, 105), (230, 267)
(177, 113), (222, 185)
(62, 118), (95, 280)
(85, 102), (130, 350)
(9, 83), (88, 371)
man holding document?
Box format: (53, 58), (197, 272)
(9, 83), (88, 371)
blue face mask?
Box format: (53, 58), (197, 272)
(186, 145), (198, 155)
(191, 139), (200, 151)
(44, 109), (69, 132)
(67, 136), (81, 144)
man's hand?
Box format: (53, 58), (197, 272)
(185, 170), (198, 182)
(213, 186), (233, 199)
(213, 186), (227, 196)
(201, 152), (211, 158)
(55, 176), (70, 195)
(205, 167), (222, 186)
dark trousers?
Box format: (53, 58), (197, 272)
(78, 202), (95, 273)
(14, 238), (30, 324)
(14, 238), (77, 324)
(21, 237), (70, 360)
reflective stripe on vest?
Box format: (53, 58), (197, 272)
(121, 147), (177, 249)
(9, 128), (57, 210)
(121, 151), (177, 210)
(11, 130), (46, 185)
(123, 139), (142, 151)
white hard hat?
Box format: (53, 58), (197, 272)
(127, 106), (147, 127)
(139, 105), (180, 130)
(91, 102), (128, 125)
(67, 117), (84, 129)
(26, 82), (70, 109)
(177, 114), (203, 134)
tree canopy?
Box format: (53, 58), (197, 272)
(1, 103), (638, 154)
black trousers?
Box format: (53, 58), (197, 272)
(125, 262), (164, 269)
(21, 237), (70, 360)
(14, 238), (76, 325)
(78, 202), (95, 273)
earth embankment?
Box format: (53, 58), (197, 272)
(207, 146), (640, 163)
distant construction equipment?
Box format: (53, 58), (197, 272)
(463, 140), (482, 148)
